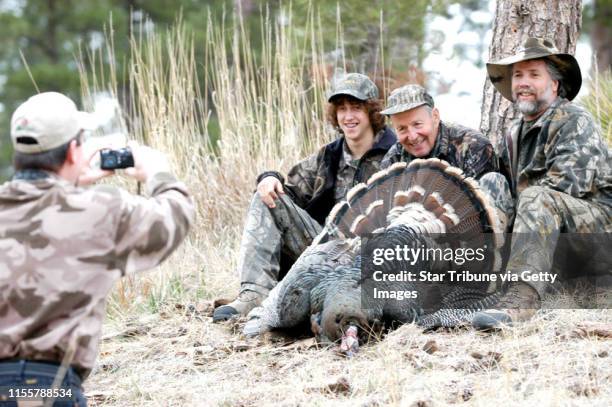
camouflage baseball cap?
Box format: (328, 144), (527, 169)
(487, 37), (582, 101)
(11, 92), (96, 154)
(380, 84), (434, 115)
(327, 73), (379, 102)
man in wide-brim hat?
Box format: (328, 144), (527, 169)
(472, 37), (612, 330)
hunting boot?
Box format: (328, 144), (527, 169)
(472, 282), (541, 330)
(212, 290), (264, 322)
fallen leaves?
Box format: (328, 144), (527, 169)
(422, 340), (439, 354)
(569, 323), (612, 339)
(306, 376), (351, 396)
(454, 351), (503, 373)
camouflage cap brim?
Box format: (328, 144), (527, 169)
(380, 101), (428, 115)
(487, 40), (582, 102)
(327, 88), (370, 102)
(381, 84), (434, 116)
(327, 73), (378, 102)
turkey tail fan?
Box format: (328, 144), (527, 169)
(325, 183), (374, 239)
(376, 162), (408, 215)
(325, 167), (392, 239)
(326, 158), (503, 247)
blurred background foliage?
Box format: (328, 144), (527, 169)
(0, 0), (609, 180)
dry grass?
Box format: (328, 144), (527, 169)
(87, 307), (611, 406)
(78, 9), (611, 407)
(580, 68), (611, 146)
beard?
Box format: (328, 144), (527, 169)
(516, 99), (543, 116)
(513, 82), (555, 118)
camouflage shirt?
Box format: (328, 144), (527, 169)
(259, 126), (396, 224)
(510, 97), (612, 209)
(381, 121), (501, 180)
(0, 171), (194, 378)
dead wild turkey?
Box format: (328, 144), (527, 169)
(244, 158), (504, 347)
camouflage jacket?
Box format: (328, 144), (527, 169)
(510, 97), (612, 208)
(0, 171), (194, 378)
(258, 126), (396, 224)
(381, 121), (503, 180)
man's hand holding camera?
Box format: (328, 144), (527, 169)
(124, 142), (172, 182)
(78, 141), (171, 186)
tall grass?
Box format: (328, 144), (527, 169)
(79, 8), (337, 314)
(580, 68), (611, 145)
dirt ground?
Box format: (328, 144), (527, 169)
(86, 299), (611, 406)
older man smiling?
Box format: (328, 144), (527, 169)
(380, 84), (514, 229)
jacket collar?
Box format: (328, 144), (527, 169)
(430, 121), (450, 157)
(13, 169), (56, 181)
(372, 126), (397, 151)
(333, 125), (397, 159)
(521, 97), (566, 131)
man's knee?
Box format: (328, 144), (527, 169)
(479, 172), (510, 196)
(513, 186), (566, 232)
(250, 191), (267, 208)
(251, 191), (295, 210)
(248, 192), (293, 222)
(479, 172), (513, 230)
(516, 186), (559, 212)
(518, 185), (552, 201)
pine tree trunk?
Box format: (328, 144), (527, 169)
(479, 0), (582, 152)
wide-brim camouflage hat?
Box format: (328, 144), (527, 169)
(327, 73), (378, 102)
(380, 84), (434, 115)
(487, 37), (582, 101)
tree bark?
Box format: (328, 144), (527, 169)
(479, 0), (582, 152)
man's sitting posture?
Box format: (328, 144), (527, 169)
(473, 37), (612, 329)
(213, 73), (396, 321)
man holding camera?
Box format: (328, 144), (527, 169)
(0, 92), (194, 405)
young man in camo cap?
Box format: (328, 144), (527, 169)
(380, 84), (514, 229)
(472, 37), (612, 330)
(0, 92), (194, 404)
(213, 73), (396, 321)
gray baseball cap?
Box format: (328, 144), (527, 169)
(380, 84), (434, 115)
(11, 92), (96, 154)
(327, 73), (379, 102)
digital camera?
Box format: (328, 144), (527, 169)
(100, 147), (135, 170)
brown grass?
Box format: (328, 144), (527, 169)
(579, 67), (611, 146)
(87, 306), (611, 406)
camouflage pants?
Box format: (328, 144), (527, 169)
(237, 192), (322, 296)
(478, 172), (514, 232)
(508, 186), (612, 297)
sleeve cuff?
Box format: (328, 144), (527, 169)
(145, 172), (189, 197)
(256, 171), (285, 185)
